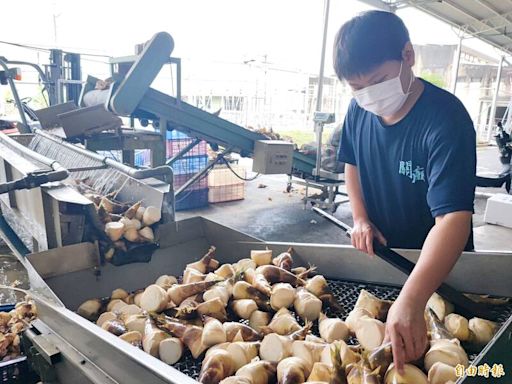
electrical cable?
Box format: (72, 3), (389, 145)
(0, 40), (50, 52)
(0, 40), (113, 59)
(220, 156), (260, 181)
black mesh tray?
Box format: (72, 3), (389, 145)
(172, 279), (512, 381)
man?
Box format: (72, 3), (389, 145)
(333, 11), (476, 372)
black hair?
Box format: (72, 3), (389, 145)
(333, 10), (410, 80)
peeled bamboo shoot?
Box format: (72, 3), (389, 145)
(353, 289), (391, 321)
(96, 312), (117, 327)
(384, 363), (428, 384)
(424, 338), (469, 371)
(444, 313), (470, 342)
(270, 283), (296, 311)
(199, 349), (236, 384)
(468, 317), (497, 345)
(319, 312), (349, 343)
(155, 275), (178, 290)
(119, 330), (143, 348)
(249, 310), (271, 333)
(143, 317), (168, 357)
(354, 316), (385, 350)
(427, 293), (454, 322)
(251, 249), (272, 266)
(142, 206), (161, 226)
(159, 337), (184, 364)
(202, 316), (227, 347)
(256, 265), (305, 286)
(105, 222), (125, 241)
(277, 357), (312, 384)
(236, 360), (277, 384)
(167, 280), (218, 306)
(428, 361), (458, 384)
(77, 299), (102, 321)
(294, 288), (322, 321)
(140, 285), (169, 313)
(272, 248), (293, 270)
(226, 341), (260, 370)
(264, 307), (301, 335)
(223, 322), (262, 342)
(232, 299), (258, 320)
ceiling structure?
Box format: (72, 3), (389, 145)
(358, 0), (512, 56)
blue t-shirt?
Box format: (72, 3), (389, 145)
(338, 79), (475, 250)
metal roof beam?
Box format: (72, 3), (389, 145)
(474, 0), (512, 30)
(355, 0), (395, 12)
(441, 0), (512, 51)
(411, 3), (512, 55)
(478, 10), (512, 27)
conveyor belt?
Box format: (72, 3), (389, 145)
(171, 278), (512, 380)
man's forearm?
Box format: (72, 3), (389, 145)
(399, 211), (472, 305)
(345, 164), (368, 221)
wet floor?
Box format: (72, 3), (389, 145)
(0, 248), (29, 305)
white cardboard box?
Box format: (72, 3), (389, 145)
(484, 193), (512, 228)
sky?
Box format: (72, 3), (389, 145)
(1, 0), (507, 75)
(0, 0), (509, 121)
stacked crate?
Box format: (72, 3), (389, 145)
(208, 163), (246, 203)
(167, 130), (209, 211)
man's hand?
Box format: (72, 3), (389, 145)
(384, 295), (428, 373)
(351, 219), (387, 255)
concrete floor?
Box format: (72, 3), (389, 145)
(178, 145), (512, 252)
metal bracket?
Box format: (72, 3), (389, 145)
(22, 328), (61, 383)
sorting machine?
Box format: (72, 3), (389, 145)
(3, 31), (344, 208)
(0, 32), (510, 383)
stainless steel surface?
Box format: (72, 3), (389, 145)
(0, 136), (88, 252)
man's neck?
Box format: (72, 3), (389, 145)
(380, 78), (425, 126)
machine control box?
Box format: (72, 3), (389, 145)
(252, 140), (294, 174)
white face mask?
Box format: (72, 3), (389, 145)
(352, 61), (414, 117)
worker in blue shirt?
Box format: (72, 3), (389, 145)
(334, 11), (476, 372)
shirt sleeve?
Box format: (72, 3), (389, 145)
(337, 102), (357, 165)
(426, 116), (476, 218)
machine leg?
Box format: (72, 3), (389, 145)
(122, 150), (135, 166)
(151, 140), (167, 167)
(304, 182), (309, 210)
(286, 175), (292, 193)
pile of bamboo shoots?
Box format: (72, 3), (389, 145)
(83, 190), (161, 262)
(77, 247), (501, 384)
(0, 298), (37, 362)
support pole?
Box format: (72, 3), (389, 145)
(314, 0), (330, 177)
(451, 36), (463, 94)
(315, 0), (330, 113)
(487, 55), (505, 142)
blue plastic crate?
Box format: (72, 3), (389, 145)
(166, 139), (207, 157)
(170, 155), (208, 175)
(166, 130), (189, 140)
(174, 173), (208, 191)
(175, 188), (209, 211)
(135, 150), (151, 167)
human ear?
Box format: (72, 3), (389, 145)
(402, 42), (415, 67)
